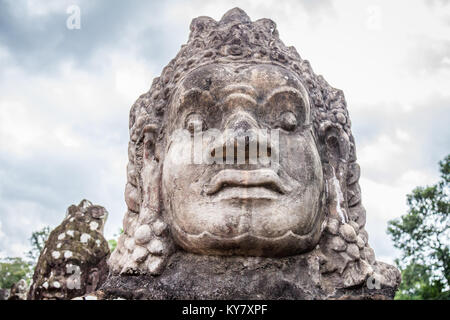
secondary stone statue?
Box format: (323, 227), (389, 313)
(105, 8), (400, 299)
(7, 279), (28, 300)
(28, 200), (110, 300)
(0, 288), (10, 300)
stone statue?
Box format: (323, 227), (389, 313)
(7, 279), (28, 300)
(0, 288), (10, 300)
(104, 8), (400, 299)
(28, 200), (110, 300)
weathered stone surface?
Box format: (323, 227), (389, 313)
(96, 251), (398, 300)
(339, 224), (357, 243)
(329, 236), (347, 252)
(28, 200), (110, 300)
(326, 218), (340, 235)
(104, 7), (400, 299)
(0, 288), (10, 300)
(7, 279), (27, 300)
(346, 243), (360, 260)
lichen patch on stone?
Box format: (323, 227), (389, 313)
(89, 221), (99, 231)
(80, 233), (91, 243)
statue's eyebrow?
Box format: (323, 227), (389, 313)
(265, 86), (304, 104)
(222, 84), (257, 98)
(265, 86), (310, 121)
(222, 84), (257, 106)
(177, 88), (214, 113)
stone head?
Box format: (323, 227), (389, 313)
(109, 8), (398, 291)
(28, 200), (110, 300)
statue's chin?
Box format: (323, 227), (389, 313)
(170, 221), (323, 257)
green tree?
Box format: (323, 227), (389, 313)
(387, 155), (449, 300)
(0, 257), (32, 289)
(0, 227), (52, 289)
(108, 228), (123, 253)
(27, 226), (51, 264)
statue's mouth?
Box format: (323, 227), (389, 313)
(203, 169), (291, 198)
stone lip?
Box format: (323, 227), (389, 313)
(99, 251), (398, 300)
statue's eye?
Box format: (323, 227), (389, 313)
(279, 111), (297, 131)
(185, 113), (205, 134)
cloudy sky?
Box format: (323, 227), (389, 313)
(0, 0), (449, 264)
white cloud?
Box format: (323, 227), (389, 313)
(10, 243), (30, 258)
(0, 99), (46, 156)
(358, 134), (403, 174)
(25, 0), (71, 16)
(0, 47), (134, 257)
(111, 52), (157, 103)
(395, 129), (410, 142)
(53, 126), (82, 149)
(360, 177), (411, 265)
(359, 167), (436, 260)
(0, 221), (4, 239)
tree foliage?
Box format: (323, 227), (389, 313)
(27, 226), (52, 263)
(108, 228), (123, 253)
(0, 257), (32, 289)
(0, 226), (51, 289)
(388, 155), (449, 299)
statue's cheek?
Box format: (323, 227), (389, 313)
(163, 132), (194, 176)
(279, 132), (322, 183)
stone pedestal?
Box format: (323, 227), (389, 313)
(97, 251), (399, 300)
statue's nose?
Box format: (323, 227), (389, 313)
(224, 111), (258, 133)
(210, 112), (274, 165)
(228, 119), (252, 132)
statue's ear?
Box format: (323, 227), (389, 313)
(320, 121), (350, 166)
(139, 123), (162, 224)
(142, 123), (159, 160)
(319, 121), (350, 223)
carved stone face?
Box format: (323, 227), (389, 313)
(28, 200), (110, 300)
(161, 63), (325, 256)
